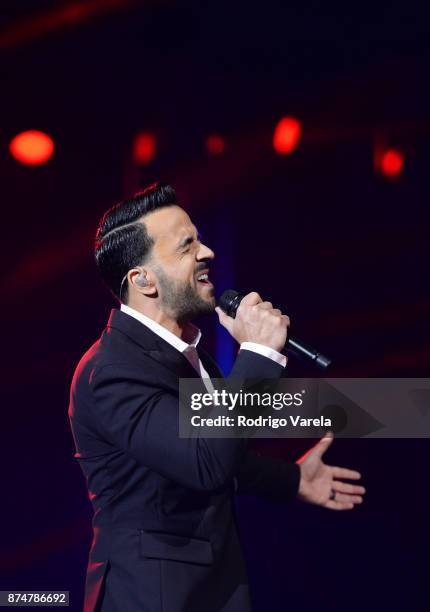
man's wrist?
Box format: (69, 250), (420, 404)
(240, 342), (287, 367)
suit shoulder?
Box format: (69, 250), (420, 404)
(70, 325), (152, 389)
(71, 335), (106, 390)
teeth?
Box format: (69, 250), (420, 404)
(197, 273), (209, 281)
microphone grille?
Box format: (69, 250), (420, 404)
(217, 289), (240, 318)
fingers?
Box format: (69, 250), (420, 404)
(332, 481), (366, 496)
(331, 466), (362, 480)
(252, 302), (289, 327)
(281, 314), (290, 326)
(236, 293), (262, 321)
(254, 302), (283, 317)
(330, 480), (365, 506)
(313, 431), (334, 458)
(253, 303), (285, 322)
(215, 306), (234, 333)
(257, 301), (273, 311)
(214, 306), (227, 323)
(333, 481), (366, 495)
(255, 306), (289, 330)
(326, 474), (366, 510)
(331, 491), (364, 504)
(240, 294), (290, 322)
(240, 291), (262, 306)
(326, 500), (355, 511)
(326, 492), (363, 510)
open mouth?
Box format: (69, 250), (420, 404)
(196, 271), (212, 286)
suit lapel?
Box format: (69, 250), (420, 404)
(197, 346), (224, 378)
(107, 309), (203, 380)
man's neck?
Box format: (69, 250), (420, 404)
(125, 300), (186, 339)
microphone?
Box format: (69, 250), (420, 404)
(217, 289), (332, 370)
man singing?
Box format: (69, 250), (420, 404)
(68, 182), (365, 612)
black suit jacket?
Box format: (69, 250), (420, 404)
(68, 309), (300, 612)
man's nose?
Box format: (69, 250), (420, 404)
(197, 242), (215, 260)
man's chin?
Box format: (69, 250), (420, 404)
(196, 284), (215, 303)
(196, 295), (216, 315)
(205, 295), (216, 312)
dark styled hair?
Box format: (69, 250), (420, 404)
(95, 181), (177, 302)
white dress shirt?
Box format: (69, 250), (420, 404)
(120, 304), (286, 392)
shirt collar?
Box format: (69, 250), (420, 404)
(120, 304), (201, 353)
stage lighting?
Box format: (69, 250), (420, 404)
(9, 130), (55, 165)
(206, 134), (225, 155)
(273, 116), (301, 154)
(133, 132), (156, 165)
(381, 148), (404, 178)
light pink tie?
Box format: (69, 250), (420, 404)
(183, 345), (201, 376)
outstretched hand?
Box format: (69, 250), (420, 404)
(295, 431), (366, 510)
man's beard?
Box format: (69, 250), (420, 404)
(154, 265), (215, 322)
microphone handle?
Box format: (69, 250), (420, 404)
(287, 336), (331, 369)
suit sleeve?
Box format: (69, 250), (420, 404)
(235, 450), (300, 503)
(90, 349), (284, 492)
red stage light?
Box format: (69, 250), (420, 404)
(133, 132), (156, 165)
(9, 130), (54, 165)
(206, 134), (225, 155)
(381, 149), (404, 177)
(273, 116), (301, 154)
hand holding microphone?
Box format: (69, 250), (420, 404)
(215, 291), (290, 352)
(216, 289), (332, 369)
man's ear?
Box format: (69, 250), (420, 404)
(128, 268), (156, 295)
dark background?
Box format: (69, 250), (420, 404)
(1, 1), (429, 610)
